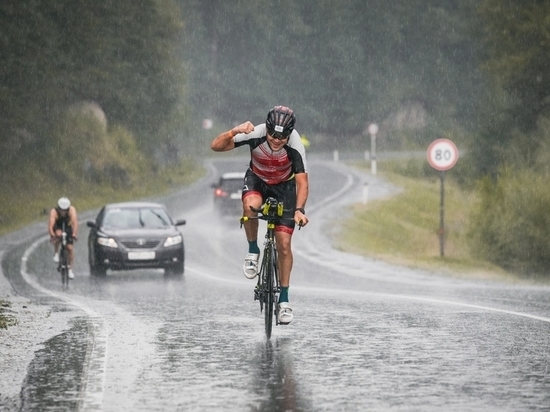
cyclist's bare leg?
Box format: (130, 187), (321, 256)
(275, 231), (293, 287)
(53, 229), (62, 254)
(242, 194), (262, 242)
(275, 230), (294, 322)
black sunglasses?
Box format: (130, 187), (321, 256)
(268, 131), (289, 140)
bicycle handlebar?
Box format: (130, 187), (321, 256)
(240, 197), (304, 229)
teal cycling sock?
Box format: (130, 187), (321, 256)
(279, 287), (289, 303)
(248, 240), (260, 254)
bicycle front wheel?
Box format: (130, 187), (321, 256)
(60, 248), (69, 287)
(264, 244), (277, 339)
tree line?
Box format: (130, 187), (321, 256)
(1, 0), (550, 275)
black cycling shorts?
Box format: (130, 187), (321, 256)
(53, 224), (75, 244)
(242, 169), (297, 231)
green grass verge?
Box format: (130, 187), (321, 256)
(334, 160), (522, 283)
(0, 300), (17, 329)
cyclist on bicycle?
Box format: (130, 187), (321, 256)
(48, 197), (78, 279)
(211, 105), (309, 324)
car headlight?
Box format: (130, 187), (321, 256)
(164, 234), (183, 247)
(97, 237), (118, 248)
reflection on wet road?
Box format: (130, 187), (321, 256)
(22, 318), (88, 411)
(11, 157), (550, 411)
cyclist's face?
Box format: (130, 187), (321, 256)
(267, 133), (288, 149)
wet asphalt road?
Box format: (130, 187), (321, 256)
(4, 156), (550, 411)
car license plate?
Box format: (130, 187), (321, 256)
(230, 193), (241, 199)
(128, 251), (155, 260)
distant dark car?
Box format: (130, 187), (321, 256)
(87, 202), (186, 277)
(212, 172), (245, 215)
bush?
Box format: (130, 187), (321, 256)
(49, 103), (150, 188)
(468, 169), (550, 276)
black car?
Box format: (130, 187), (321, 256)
(212, 172), (245, 215)
(87, 202), (186, 277)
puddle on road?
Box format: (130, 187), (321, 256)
(20, 317), (89, 411)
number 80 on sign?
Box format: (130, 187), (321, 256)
(427, 138), (459, 171)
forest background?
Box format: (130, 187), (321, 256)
(1, 0), (549, 276)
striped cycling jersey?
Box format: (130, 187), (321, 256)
(233, 124), (307, 185)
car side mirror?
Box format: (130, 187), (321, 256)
(86, 221), (97, 228)
(175, 219), (186, 226)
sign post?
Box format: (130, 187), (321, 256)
(427, 138), (459, 257)
(367, 123), (379, 175)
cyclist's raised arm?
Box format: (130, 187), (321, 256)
(211, 121), (255, 152)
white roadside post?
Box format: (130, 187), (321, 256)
(427, 138), (459, 257)
(368, 123), (379, 175)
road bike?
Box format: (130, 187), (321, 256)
(241, 197), (297, 339)
(57, 220), (70, 288)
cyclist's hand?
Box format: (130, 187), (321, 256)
(72, 235), (78, 241)
(232, 121), (255, 135)
(294, 211), (308, 228)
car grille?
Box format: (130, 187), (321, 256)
(121, 240), (160, 249)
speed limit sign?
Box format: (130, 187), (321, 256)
(427, 139), (459, 171)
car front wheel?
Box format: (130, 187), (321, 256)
(164, 261), (184, 278)
(89, 248), (107, 277)
(90, 263), (107, 277)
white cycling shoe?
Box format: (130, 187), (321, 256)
(243, 253), (259, 279)
(53, 253), (59, 263)
(68, 269), (75, 279)
(277, 302), (293, 324)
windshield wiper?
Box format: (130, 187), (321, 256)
(150, 210), (168, 226)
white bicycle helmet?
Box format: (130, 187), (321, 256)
(57, 197), (71, 210)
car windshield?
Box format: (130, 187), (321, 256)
(102, 207), (171, 229)
(220, 178), (243, 192)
